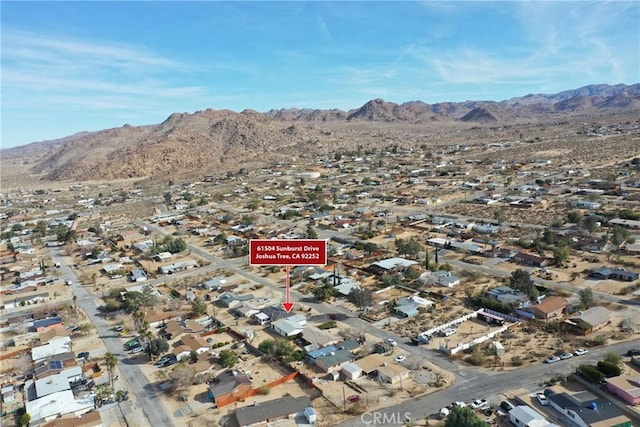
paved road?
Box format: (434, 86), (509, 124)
(335, 339), (640, 427)
(48, 247), (171, 427)
(137, 220), (640, 427)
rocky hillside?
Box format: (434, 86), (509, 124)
(2, 83), (638, 182)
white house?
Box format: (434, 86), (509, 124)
(26, 389), (94, 425)
(31, 336), (71, 362)
(271, 314), (306, 337)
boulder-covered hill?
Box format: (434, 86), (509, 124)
(2, 83), (639, 182)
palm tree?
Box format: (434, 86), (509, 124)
(104, 352), (118, 389)
(132, 311), (146, 333)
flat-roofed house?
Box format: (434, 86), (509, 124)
(605, 375), (640, 406)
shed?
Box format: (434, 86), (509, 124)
(341, 362), (363, 380)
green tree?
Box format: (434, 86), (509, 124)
(148, 338), (169, 357)
(306, 226), (318, 239)
(509, 269), (538, 301)
(189, 350), (198, 363)
(395, 239), (421, 258)
(20, 413), (31, 427)
(347, 288), (373, 309)
(247, 199), (260, 211)
(610, 226), (630, 246)
(362, 242), (378, 255)
(313, 282), (336, 301)
(581, 216), (599, 235)
(163, 236), (187, 254)
(578, 288), (595, 309)
(604, 352), (622, 366)
(380, 272), (403, 288)
(219, 349), (238, 368)
(104, 352), (118, 390)
(566, 211), (583, 224)
(258, 339), (302, 363)
(445, 406), (488, 427)
(191, 296), (207, 316)
(552, 245), (569, 266)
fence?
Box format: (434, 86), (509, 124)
(446, 323), (518, 355)
(214, 371), (298, 408)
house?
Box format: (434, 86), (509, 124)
(218, 292), (254, 308)
(203, 276), (226, 291)
(158, 259), (198, 274)
(433, 270), (461, 287)
(306, 340), (359, 373)
(153, 252), (173, 262)
(234, 396), (312, 427)
(394, 296), (434, 318)
(257, 306), (297, 323)
(180, 334), (210, 355)
(508, 405), (558, 427)
(368, 257), (418, 274)
(129, 269), (148, 282)
(207, 370), (252, 407)
(3, 292), (50, 310)
(33, 317), (63, 333)
(41, 410), (102, 427)
(608, 218), (640, 230)
(32, 336), (71, 362)
(271, 314), (306, 337)
(355, 354), (410, 384)
(173, 345), (192, 362)
(29, 366), (84, 400)
(144, 309), (178, 329)
(575, 200), (601, 210)
(623, 242), (640, 255)
(300, 326), (340, 349)
(25, 389), (95, 426)
(588, 267), (639, 282)
(574, 238), (608, 254)
(563, 306), (611, 335)
(605, 375), (640, 406)
(546, 387), (633, 427)
(513, 252), (548, 267)
(486, 287), (529, 305)
(524, 296), (566, 320)
(1, 384), (15, 404)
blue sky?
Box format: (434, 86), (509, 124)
(2, 1), (639, 148)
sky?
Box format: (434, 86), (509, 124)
(2, 1), (639, 148)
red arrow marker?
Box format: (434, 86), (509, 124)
(281, 265), (294, 313)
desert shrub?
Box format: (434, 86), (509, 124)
(579, 364), (605, 383)
(597, 361), (621, 377)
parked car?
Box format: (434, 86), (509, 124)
(347, 395), (361, 403)
(544, 355), (560, 364)
(130, 346), (143, 354)
(560, 352), (574, 360)
(470, 399), (489, 410)
(439, 407), (450, 418)
(76, 351), (89, 360)
(626, 349), (640, 357)
(536, 393), (549, 406)
(500, 401), (515, 413)
(574, 348), (588, 356)
(394, 355), (406, 363)
(385, 338), (398, 347)
(113, 326), (123, 332)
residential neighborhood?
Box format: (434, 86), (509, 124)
(1, 140), (639, 427)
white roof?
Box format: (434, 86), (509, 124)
(31, 336), (71, 362)
(341, 362), (363, 374)
(373, 257), (418, 270)
(26, 389), (94, 424)
(509, 405), (546, 425)
(34, 373), (71, 398)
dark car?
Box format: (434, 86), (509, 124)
(500, 401), (515, 413)
(76, 351), (90, 360)
(626, 349), (640, 357)
(347, 395), (361, 403)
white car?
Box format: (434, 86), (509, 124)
(470, 399), (489, 410)
(385, 338), (398, 347)
(536, 393), (549, 406)
(574, 348), (588, 356)
(394, 355), (406, 363)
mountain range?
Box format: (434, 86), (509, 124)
(3, 83), (639, 182)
